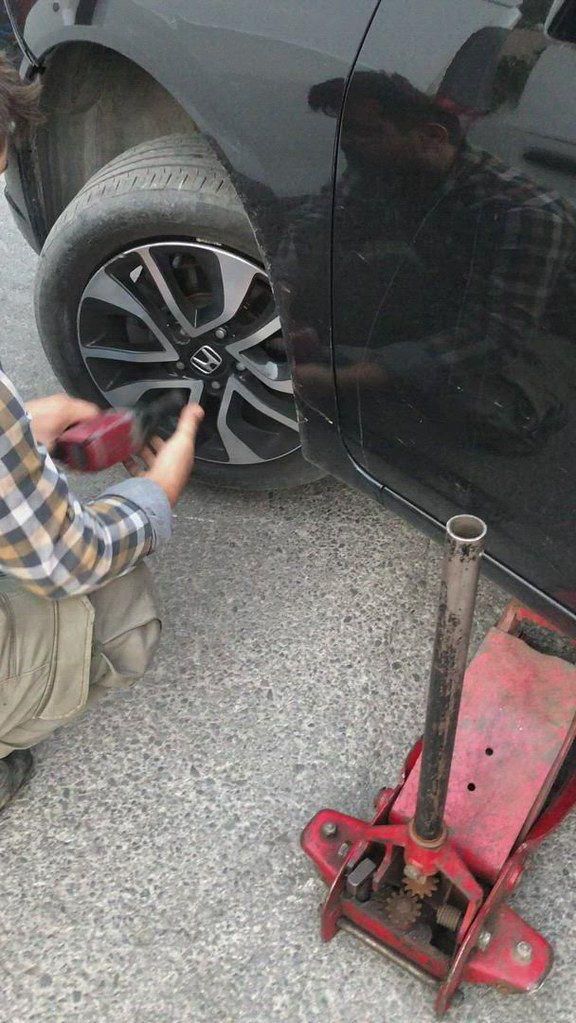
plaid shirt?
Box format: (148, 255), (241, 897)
(337, 144), (576, 363)
(431, 145), (576, 357)
(0, 369), (166, 599)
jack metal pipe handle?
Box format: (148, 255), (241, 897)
(413, 514), (488, 845)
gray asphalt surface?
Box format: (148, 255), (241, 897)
(0, 194), (574, 1023)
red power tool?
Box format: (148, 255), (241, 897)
(302, 515), (576, 1015)
(54, 394), (185, 472)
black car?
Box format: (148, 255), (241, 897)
(3, 0), (576, 627)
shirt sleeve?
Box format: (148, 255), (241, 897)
(0, 370), (171, 598)
(453, 202), (575, 358)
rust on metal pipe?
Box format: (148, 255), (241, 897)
(413, 514), (487, 844)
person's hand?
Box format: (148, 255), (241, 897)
(26, 394), (101, 451)
(124, 404), (205, 507)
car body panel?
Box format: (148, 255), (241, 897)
(330, 0), (576, 620)
(4, 1), (378, 198)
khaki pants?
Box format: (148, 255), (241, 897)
(0, 563), (161, 756)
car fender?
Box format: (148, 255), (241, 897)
(10, 1), (379, 201)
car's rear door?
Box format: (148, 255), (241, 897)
(329, 0), (576, 614)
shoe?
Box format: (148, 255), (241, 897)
(0, 749), (34, 812)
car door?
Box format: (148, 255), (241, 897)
(327, 0), (576, 614)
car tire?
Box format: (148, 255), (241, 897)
(34, 133), (324, 490)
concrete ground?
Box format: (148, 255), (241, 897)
(0, 195), (574, 1023)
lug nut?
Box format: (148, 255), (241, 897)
(236, 362), (246, 372)
(176, 361), (185, 370)
(211, 381), (221, 391)
(514, 940), (533, 964)
(321, 821), (338, 839)
(215, 327), (227, 340)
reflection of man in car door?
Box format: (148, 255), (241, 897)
(309, 70), (576, 454)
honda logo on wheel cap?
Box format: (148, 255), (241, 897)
(190, 345), (223, 375)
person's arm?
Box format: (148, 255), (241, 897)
(0, 370), (200, 598)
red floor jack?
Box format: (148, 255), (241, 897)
(302, 515), (576, 1015)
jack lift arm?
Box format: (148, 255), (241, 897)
(302, 515), (576, 1015)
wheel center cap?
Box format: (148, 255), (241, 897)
(189, 344), (223, 376)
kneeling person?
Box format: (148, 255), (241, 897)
(0, 54), (203, 808)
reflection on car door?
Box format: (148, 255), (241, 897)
(324, 0), (576, 611)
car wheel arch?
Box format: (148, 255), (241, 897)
(31, 40), (267, 243)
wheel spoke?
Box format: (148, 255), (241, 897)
(226, 316), (292, 392)
(82, 345), (177, 364)
(233, 377), (299, 431)
(216, 379), (264, 464)
(211, 248), (259, 329)
(225, 316), (282, 358)
(217, 375), (298, 465)
(82, 266), (179, 361)
(236, 354), (292, 393)
(103, 378), (204, 407)
(139, 247), (200, 338)
(139, 245), (258, 339)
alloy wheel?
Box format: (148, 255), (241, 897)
(77, 241), (299, 465)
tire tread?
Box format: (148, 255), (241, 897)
(47, 134), (237, 245)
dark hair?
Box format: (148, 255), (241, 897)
(0, 52), (42, 147)
(309, 71), (462, 145)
